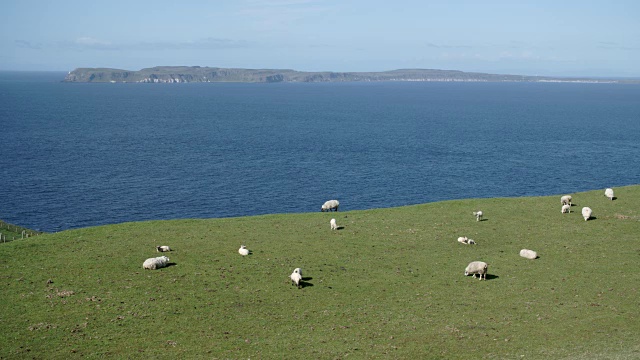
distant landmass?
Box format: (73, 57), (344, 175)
(63, 66), (638, 84)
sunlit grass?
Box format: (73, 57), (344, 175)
(1, 186), (638, 359)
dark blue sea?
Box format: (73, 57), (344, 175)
(1, 71), (639, 232)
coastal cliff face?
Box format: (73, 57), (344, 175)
(63, 66), (625, 83)
(63, 66), (530, 83)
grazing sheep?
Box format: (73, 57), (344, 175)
(582, 207), (592, 221)
(238, 245), (250, 256)
(473, 211), (483, 221)
(464, 261), (488, 280)
(156, 245), (171, 252)
(321, 200), (340, 212)
(330, 218), (338, 230)
(293, 267), (302, 277)
(290, 268), (302, 288)
(561, 195), (572, 206)
(520, 249), (538, 259)
(143, 256), (170, 270)
(561, 204), (571, 213)
(605, 188), (614, 201)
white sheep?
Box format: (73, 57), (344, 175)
(290, 268), (302, 288)
(238, 245), (250, 256)
(156, 245), (171, 252)
(520, 249), (538, 259)
(604, 188), (614, 201)
(473, 211), (483, 221)
(561, 195), (572, 206)
(464, 261), (488, 280)
(143, 256), (170, 270)
(561, 204), (571, 213)
(457, 236), (475, 245)
(321, 200), (340, 212)
(582, 207), (592, 221)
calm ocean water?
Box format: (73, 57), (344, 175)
(1, 71), (639, 232)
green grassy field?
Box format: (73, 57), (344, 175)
(1, 186), (639, 359)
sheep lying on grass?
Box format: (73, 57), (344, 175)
(290, 268), (302, 288)
(582, 207), (593, 221)
(520, 249), (538, 259)
(457, 236), (475, 245)
(605, 188), (614, 201)
(330, 218), (338, 230)
(561, 195), (572, 206)
(561, 204), (571, 213)
(321, 200), (340, 212)
(464, 261), (488, 280)
(473, 211), (483, 221)
(238, 245), (250, 256)
(143, 256), (170, 270)
(156, 246), (171, 252)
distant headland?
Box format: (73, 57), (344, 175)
(63, 66), (639, 84)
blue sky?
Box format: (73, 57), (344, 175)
(1, 0), (638, 76)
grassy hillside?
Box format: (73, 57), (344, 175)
(0, 220), (44, 243)
(1, 186), (639, 359)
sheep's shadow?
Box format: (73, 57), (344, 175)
(587, 216), (598, 221)
(336, 226), (345, 230)
(469, 274), (499, 281)
(478, 218), (488, 222)
(165, 262), (177, 268)
(299, 279), (314, 288)
(300, 281), (313, 289)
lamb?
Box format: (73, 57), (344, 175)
(520, 249), (538, 259)
(464, 261), (488, 280)
(561, 195), (572, 206)
(473, 211), (483, 221)
(457, 236), (475, 245)
(156, 245), (171, 252)
(238, 245), (250, 256)
(582, 207), (592, 221)
(321, 200), (340, 212)
(330, 218), (338, 230)
(143, 256), (170, 270)
(561, 204), (571, 213)
(290, 268), (302, 288)
(605, 188), (614, 201)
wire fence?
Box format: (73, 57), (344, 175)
(0, 220), (45, 244)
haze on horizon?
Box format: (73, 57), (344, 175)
(1, 0), (638, 78)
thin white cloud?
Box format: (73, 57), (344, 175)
(425, 42), (472, 49)
(597, 41), (640, 51)
(53, 37), (250, 51)
(14, 40), (42, 49)
(75, 37), (112, 46)
(237, 0), (338, 30)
